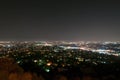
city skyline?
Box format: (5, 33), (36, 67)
(0, 1), (120, 41)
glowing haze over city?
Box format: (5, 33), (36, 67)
(0, 1), (120, 41)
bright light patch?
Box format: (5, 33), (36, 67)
(45, 68), (50, 72)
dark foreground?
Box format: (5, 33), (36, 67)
(0, 58), (120, 80)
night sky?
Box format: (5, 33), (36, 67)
(0, 1), (120, 41)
